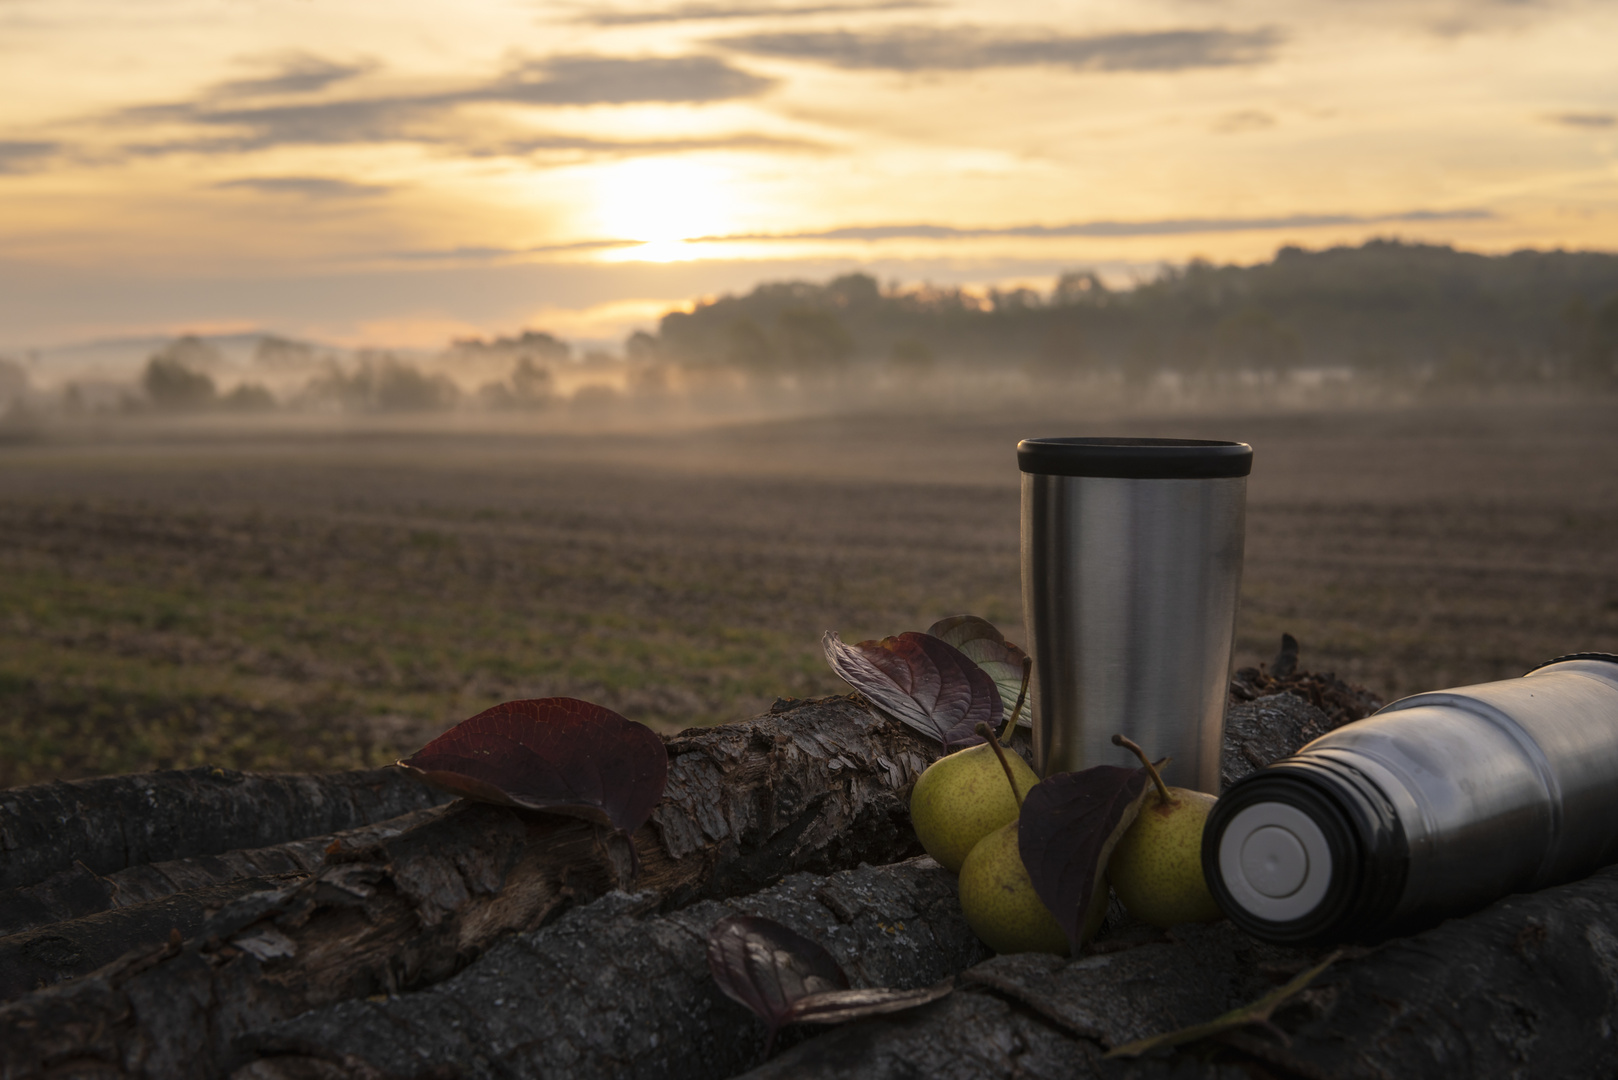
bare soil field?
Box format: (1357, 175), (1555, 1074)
(2, 394), (1615, 786)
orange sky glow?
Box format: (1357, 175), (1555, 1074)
(2, 0), (1614, 350)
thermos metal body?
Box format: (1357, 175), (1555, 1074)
(1204, 655), (1618, 944)
(1019, 438), (1252, 792)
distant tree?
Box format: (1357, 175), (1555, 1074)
(220, 383), (277, 411)
(1575, 293), (1618, 383)
(825, 273), (881, 308)
(253, 336), (316, 369)
(156, 335), (224, 371)
(888, 337), (935, 377)
(0, 356), (27, 405)
(625, 330), (662, 365)
(775, 308), (853, 373)
(726, 318), (778, 374)
(1033, 323), (1092, 379)
(143, 355), (217, 409)
(1052, 271), (1109, 307)
(510, 356), (553, 406)
(303, 354), (458, 412)
(513, 331), (571, 365)
(371, 356), (459, 411)
(989, 287), (1041, 312)
(1211, 307), (1301, 372)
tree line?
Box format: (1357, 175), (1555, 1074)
(68, 239), (1618, 418)
(648, 240), (1618, 386)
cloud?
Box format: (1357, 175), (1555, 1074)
(712, 25), (1282, 72)
(211, 54), (375, 98)
(471, 54), (774, 106)
(692, 208), (1494, 242)
(488, 131), (823, 156)
(391, 239), (647, 261)
(1545, 112), (1615, 128)
(114, 54), (777, 155)
(213, 176), (391, 198)
(576, 1), (935, 26)
(0, 139), (56, 174)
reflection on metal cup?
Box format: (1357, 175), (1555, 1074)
(1019, 437), (1252, 792)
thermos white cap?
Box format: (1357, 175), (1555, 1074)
(1216, 802), (1333, 921)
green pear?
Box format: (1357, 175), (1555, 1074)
(910, 741), (1040, 873)
(1106, 735), (1224, 928)
(953, 721), (1108, 955)
(957, 819), (1071, 955)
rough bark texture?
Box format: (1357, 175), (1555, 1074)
(232, 855), (988, 1080)
(0, 805), (444, 938)
(0, 766), (448, 891)
(0, 807), (444, 998)
(1219, 692), (1338, 791)
(0, 695), (939, 1080)
(736, 865), (1618, 1080)
(1229, 633), (1385, 730)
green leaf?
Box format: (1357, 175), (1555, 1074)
(1103, 951), (1343, 1059)
(927, 615), (1031, 727)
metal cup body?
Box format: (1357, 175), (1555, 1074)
(1022, 472), (1247, 791)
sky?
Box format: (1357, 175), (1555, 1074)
(1, 0), (1615, 352)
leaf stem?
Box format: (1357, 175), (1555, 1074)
(976, 721), (1025, 808)
(1111, 734), (1174, 804)
(998, 655), (1033, 744)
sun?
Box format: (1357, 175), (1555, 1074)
(594, 158), (736, 262)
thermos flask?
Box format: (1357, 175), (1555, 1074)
(1204, 654), (1618, 944)
(1019, 437), (1253, 791)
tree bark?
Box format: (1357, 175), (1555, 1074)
(734, 865), (1618, 1080)
(232, 854), (988, 1080)
(0, 807), (443, 998)
(0, 766), (448, 891)
(0, 695), (940, 1080)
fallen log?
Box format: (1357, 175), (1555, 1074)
(0, 766), (448, 891)
(735, 864), (1618, 1080)
(232, 854), (990, 1080)
(0, 694), (941, 1080)
(0, 807), (443, 997)
(0, 681), (1349, 1080)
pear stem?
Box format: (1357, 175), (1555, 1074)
(997, 654), (1033, 744)
(1111, 733), (1174, 804)
(976, 721), (1025, 808)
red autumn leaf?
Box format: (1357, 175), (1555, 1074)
(822, 630), (1001, 749)
(1018, 765), (1152, 952)
(396, 697), (668, 835)
(927, 614), (1032, 728)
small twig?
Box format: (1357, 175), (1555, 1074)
(975, 722), (1025, 808)
(998, 655), (1033, 743)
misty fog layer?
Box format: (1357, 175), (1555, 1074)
(3, 240), (1617, 433)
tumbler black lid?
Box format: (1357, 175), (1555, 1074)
(1017, 437), (1253, 479)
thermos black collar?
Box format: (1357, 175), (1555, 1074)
(1017, 437), (1253, 479)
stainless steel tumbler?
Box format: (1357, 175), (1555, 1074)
(1204, 654), (1618, 944)
(1019, 437), (1252, 791)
